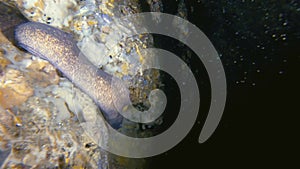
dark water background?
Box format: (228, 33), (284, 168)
(141, 0), (299, 168)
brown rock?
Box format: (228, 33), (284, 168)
(0, 68), (34, 109)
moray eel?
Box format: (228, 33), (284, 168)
(15, 22), (123, 128)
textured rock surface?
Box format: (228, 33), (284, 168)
(0, 0), (160, 168)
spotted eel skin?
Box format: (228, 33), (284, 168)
(15, 22), (123, 128)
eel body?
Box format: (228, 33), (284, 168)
(15, 22), (123, 128)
